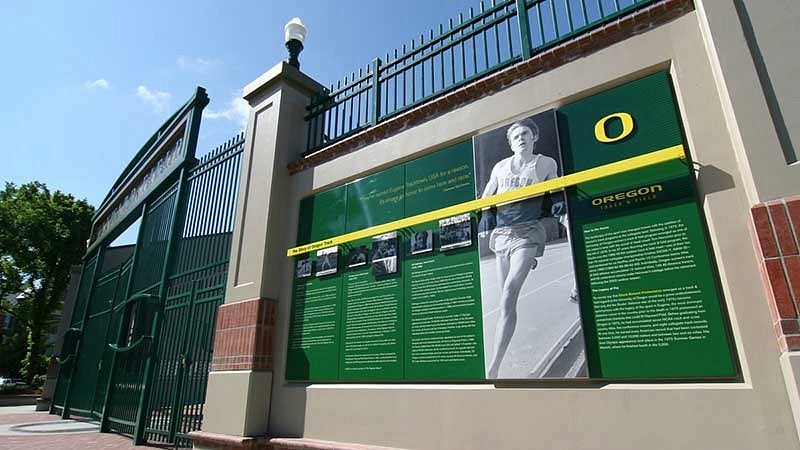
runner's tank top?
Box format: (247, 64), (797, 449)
(490, 154), (558, 227)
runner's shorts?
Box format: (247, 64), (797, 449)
(489, 220), (546, 258)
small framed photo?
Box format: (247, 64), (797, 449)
(315, 246), (338, 276)
(372, 232), (398, 275)
(347, 245), (369, 268)
(439, 214), (472, 251)
(410, 230), (433, 255)
(295, 257), (312, 278)
(372, 257), (397, 276)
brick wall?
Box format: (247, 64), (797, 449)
(750, 197), (800, 351)
(211, 297), (277, 371)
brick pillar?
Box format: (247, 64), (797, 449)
(750, 197), (800, 350)
(211, 298), (277, 372)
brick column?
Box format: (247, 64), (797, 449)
(750, 197), (800, 350)
(211, 297), (277, 372)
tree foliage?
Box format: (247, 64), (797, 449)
(0, 328), (27, 378)
(0, 182), (94, 382)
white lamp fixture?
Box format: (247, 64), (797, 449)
(284, 18), (307, 69)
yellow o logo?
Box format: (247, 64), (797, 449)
(594, 112), (635, 143)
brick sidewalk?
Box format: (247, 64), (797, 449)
(0, 412), (169, 450)
(0, 412), (59, 425)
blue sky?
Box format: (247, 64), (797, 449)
(0, 0), (474, 215)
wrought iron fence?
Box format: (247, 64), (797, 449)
(144, 132), (243, 447)
(66, 260), (129, 419)
(305, 0), (655, 154)
(52, 252), (100, 417)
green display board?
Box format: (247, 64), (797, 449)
(405, 141), (475, 216)
(296, 185), (347, 244)
(402, 220), (484, 380)
(287, 141), (485, 381)
(339, 254), (404, 380)
(286, 275), (343, 381)
(287, 71), (737, 382)
(559, 72), (736, 378)
(339, 167), (406, 379)
(402, 144), (485, 380)
(287, 186), (347, 381)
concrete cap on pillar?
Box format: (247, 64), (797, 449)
(243, 61), (324, 103)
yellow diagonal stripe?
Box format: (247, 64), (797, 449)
(287, 144), (686, 257)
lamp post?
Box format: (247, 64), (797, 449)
(284, 17), (307, 69)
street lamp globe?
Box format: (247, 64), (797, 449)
(284, 18), (307, 69)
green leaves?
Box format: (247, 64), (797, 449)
(0, 181), (94, 381)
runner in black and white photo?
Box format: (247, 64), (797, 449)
(474, 112), (586, 379)
(480, 118), (556, 377)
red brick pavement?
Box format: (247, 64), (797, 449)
(0, 413), (59, 426)
(0, 412), (169, 450)
(0, 433), (167, 450)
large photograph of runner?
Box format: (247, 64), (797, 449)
(473, 110), (587, 379)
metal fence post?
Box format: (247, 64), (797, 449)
(516, 0), (533, 59)
(370, 57), (382, 125)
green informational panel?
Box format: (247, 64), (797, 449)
(290, 140), (483, 382)
(286, 275), (343, 381)
(287, 71), (737, 382)
(402, 220), (485, 380)
(346, 165), (405, 232)
(559, 72), (736, 379)
(560, 72), (683, 174)
(287, 185), (347, 381)
(570, 188), (735, 378)
(297, 185), (347, 244)
(339, 167), (406, 379)
(338, 240), (404, 380)
(405, 140), (475, 216)
(404, 143), (484, 380)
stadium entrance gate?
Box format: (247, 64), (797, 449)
(50, 87), (245, 448)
